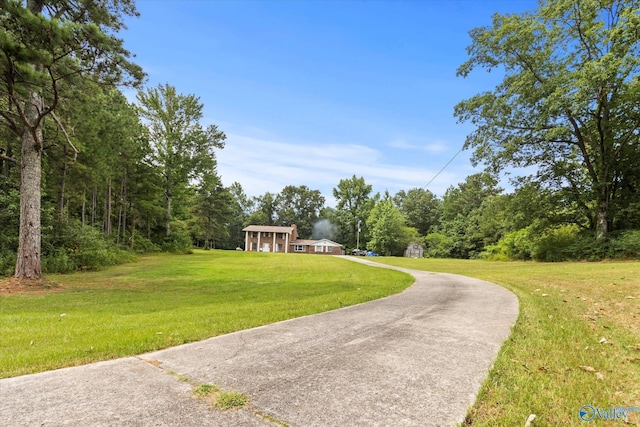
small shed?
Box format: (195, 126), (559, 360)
(404, 242), (424, 258)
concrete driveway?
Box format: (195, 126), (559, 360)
(0, 257), (518, 426)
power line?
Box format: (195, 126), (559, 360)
(424, 147), (464, 190)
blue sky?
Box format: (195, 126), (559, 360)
(122, 0), (537, 205)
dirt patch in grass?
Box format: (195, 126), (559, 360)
(0, 277), (63, 296)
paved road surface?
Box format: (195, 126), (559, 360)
(0, 257), (518, 426)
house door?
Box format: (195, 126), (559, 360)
(262, 243), (271, 252)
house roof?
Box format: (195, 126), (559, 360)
(292, 239), (344, 248)
(242, 225), (295, 233)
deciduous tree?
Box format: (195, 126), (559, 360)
(455, 0), (640, 239)
(274, 185), (325, 238)
(366, 192), (409, 256)
(393, 188), (440, 236)
(333, 175), (377, 249)
(136, 84), (226, 237)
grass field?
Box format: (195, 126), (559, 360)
(0, 251), (413, 378)
(372, 257), (640, 426)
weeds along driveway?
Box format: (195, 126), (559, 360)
(0, 256), (518, 427)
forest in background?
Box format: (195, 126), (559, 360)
(2, 0), (640, 276)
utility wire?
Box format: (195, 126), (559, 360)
(424, 147), (464, 190)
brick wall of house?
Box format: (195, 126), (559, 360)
(246, 231), (291, 253)
(288, 243), (343, 255)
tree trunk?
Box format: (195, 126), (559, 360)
(165, 170), (172, 237)
(205, 217), (211, 249)
(121, 170), (127, 244)
(57, 144), (67, 222)
(2, 137), (12, 178)
(596, 185), (609, 240)
(81, 188), (86, 227)
(91, 186), (97, 227)
(15, 89), (44, 280)
(147, 212), (151, 240)
(105, 178), (112, 236)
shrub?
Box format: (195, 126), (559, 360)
(611, 230), (640, 258)
(425, 232), (453, 258)
(43, 247), (76, 274)
(482, 228), (533, 261)
(162, 221), (193, 254)
(530, 224), (578, 261)
(0, 250), (16, 276)
(43, 220), (136, 273)
(567, 233), (612, 261)
(129, 234), (160, 254)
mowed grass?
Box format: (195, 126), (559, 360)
(0, 250), (413, 378)
(372, 257), (640, 426)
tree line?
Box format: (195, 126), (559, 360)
(236, 172), (640, 261)
(2, 0), (639, 278)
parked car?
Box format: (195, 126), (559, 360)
(365, 251), (378, 257)
(351, 249), (367, 256)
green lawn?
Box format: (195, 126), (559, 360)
(372, 257), (640, 426)
(0, 250), (413, 378)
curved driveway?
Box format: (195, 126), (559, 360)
(0, 257), (518, 426)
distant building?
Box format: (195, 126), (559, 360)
(242, 224), (345, 255)
(404, 242), (424, 258)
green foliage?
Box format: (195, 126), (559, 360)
(530, 224), (581, 262)
(193, 384), (219, 397)
(484, 226), (640, 262)
(226, 182), (253, 249)
(189, 174), (234, 249)
(129, 234), (160, 254)
(611, 230), (640, 258)
(333, 175), (377, 249)
(0, 177), (19, 253)
(215, 391), (248, 410)
(162, 221), (193, 254)
(455, 0), (640, 239)
(483, 228), (533, 261)
(0, 250), (17, 276)
(136, 83), (226, 238)
(393, 188), (440, 236)
(431, 173), (503, 259)
(274, 185), (325, 239)
(366, 193), (409, 256)
(42, 221), (136, 273)
(424, 232), (453, 258)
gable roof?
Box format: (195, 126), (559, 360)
(292, 238), (344, 248)
(242, 225), (295, 233)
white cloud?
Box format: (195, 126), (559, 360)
(216, 133), (466, 204)
(388, 138), (451, 153)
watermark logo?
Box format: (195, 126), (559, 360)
(579, 405), (640, 422)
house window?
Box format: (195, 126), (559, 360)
(262, 232), (270, 237)
(251, 242), (258, 251)
(252, 232), (258, 238)
(315, 245), (323, 252)
(326, 246), (333, 253)
(294, 245), (305, 252)
(276, 243), (283, 252)
(277, 233), (284, 239)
